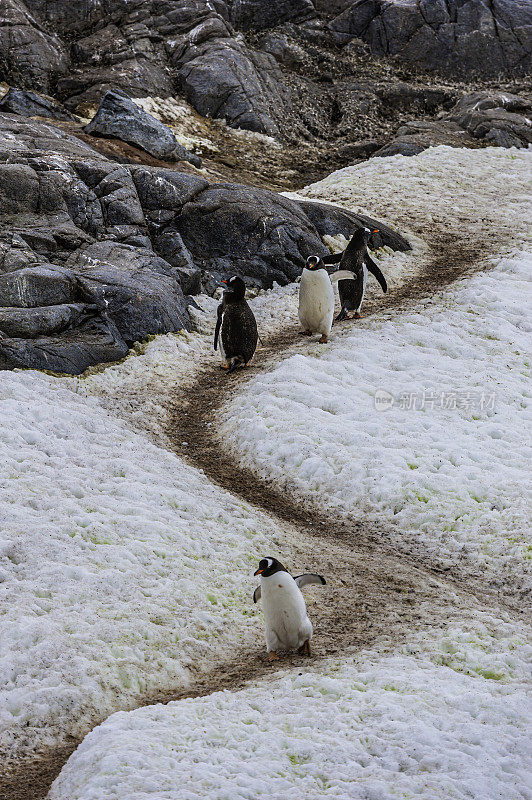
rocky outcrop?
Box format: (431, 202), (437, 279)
(0, 0), (68, 92)
(373, 92), (532, 157)
(330, 0), (532, 79)
(2, 0), (529, 148)
(84, 91), (202, 167)
(448, 92), (532, 149)
(0, 0), (528, 376)
(231, 0), (316, 31)
(0, 112), (409, 373)
(0, 87), (76, 120)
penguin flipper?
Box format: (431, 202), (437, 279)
(321, 252), (343, 265)
(253, 585), (261, 603)
(214, 303), (223, 350)
(330, 270), (357, 283)
(294, 573), (327, 588)
(365, 254), (387, 293)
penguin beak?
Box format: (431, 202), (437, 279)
(254, 568), (263, 576)
(222, 279), (228, 284)
(372, 229), (379, 234)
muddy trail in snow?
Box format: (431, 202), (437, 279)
(1, 234), (524, 800)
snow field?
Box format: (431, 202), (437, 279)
(220, 146), (532, 594)
(49, 618), (532, 800)
(5, 144), (531, 792)
(220, 248), (532, 593)
(0, 369), (281, 761)
(288, 145), (531, 248)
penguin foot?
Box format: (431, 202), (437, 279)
(220, 363), (229, 370)
(318, 335), (328, 344)
(267, 651), (279, 662)
(299, 330), (312, 336)
(298, 640), (312, 657)
(353, 312), (363, 319)
(335, 309), (348, 322)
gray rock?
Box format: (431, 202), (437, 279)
(296, 200), (412, 252)
(152, 229), (202, 295)
(372, 120), (479, 158)
(448, 92), (532, 147)
(174, 182), (329, 288)
(231, 0), (316, 31)
(84, 91), (202, 167)
(330, 0), (532, 79)
(130, 167), (208, 212)
(0, 0), (69, 93)
(175, 38), (289, 136)
(0, 303), (88, 337)
(373, 92), (532, 158)
(67, 241), (191, 344)
(0, 321), (129, 374)
(0, 87), (76, 120)
(57, 60), (174, 110)
(0, 265), (76, 307)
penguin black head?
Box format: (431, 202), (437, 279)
(305, 255), (325, 272)
(254, 557), (287, 577)
(353, 226), (379, 246)
(222, 275), (246, 300)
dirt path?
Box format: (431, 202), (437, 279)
(1, 234), (525, 800)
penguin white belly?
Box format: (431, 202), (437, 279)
(356, 264), (368, 313)
(261, 572), (313, 651)
(298, 269), (334, 335)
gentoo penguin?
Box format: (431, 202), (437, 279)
(214, 276), (258, 372)
(253, 556), (326, 661)
(298, 255), (355, 343)
(322, 227), (387, 321)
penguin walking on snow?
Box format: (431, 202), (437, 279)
(298, 255), (354, 343)
(214, 276), (258, 372)
(322, 227), (387, 321)
(253, 556), (326, 661)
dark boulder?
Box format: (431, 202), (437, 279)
(152, 229), (202, 295)
(296, 200), (412, 252)
(0, 265), (76, 307)
(0, 87), (76, 120)
(373, 92), (532, 158)
(175, 39), (290, 137)
(372, 120), (479, 158)
(0, 0), (69, 93)
(66, 241), (191, 344)
(0, 321), (129, 374)
(448, 92), (532, 148)
(174, 183), (330, 289)
(84, 91), (202, 167)
(0, 303), (89, 337)
(231, 0), (316, 31)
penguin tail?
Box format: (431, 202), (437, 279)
(227, 357), (243, 374)
(336, 307), (348, 321)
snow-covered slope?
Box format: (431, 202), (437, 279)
(0, 369), (279, 761)
(6, 145), (531, 795)
(49, 619), (531, 800)
(220, 146), (532, 594)
(220, 250), (532, 593)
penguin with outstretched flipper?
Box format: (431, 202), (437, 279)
(253, 557), (326, 661)
(322, 227), (387, 321)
